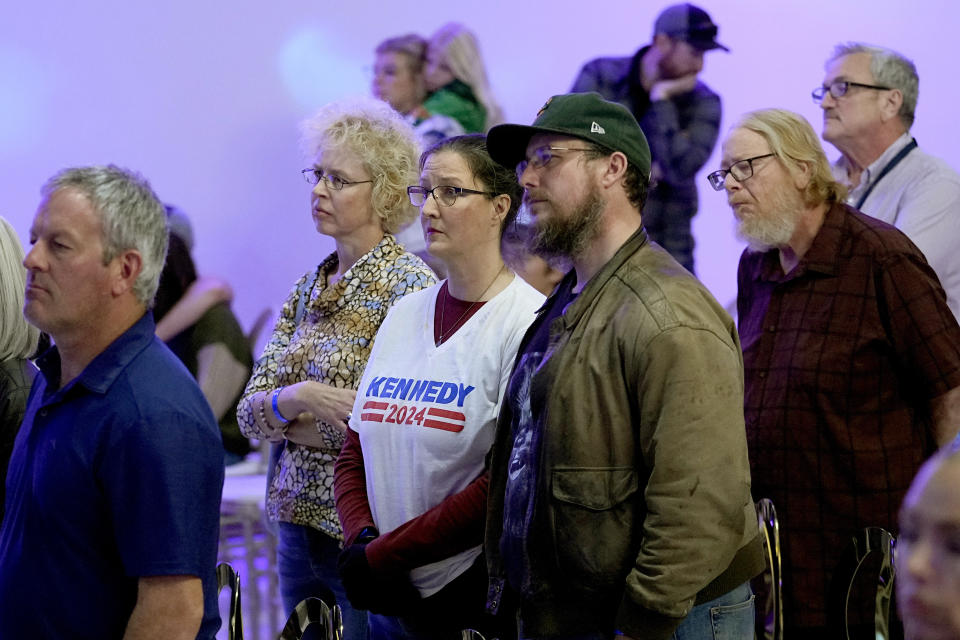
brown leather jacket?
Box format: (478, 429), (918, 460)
(485, 229), (763, 639)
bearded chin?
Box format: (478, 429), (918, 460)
(531, 188), (604, 259)
(736, 209), (798, 253)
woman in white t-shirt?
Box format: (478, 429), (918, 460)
(335, 134), (544, 639)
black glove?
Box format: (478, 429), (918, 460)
(337, 543), (421, 616)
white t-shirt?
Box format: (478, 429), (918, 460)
(350, 274), (543, 596)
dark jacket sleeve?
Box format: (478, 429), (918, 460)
(643, 85), (721, 185)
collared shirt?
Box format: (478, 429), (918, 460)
(738, 202), (960, 628)
(833, 132), (960, 320)
(237, 234), (435, 539)
(0, 313), (224, 639)
(572, 47), (722, 273)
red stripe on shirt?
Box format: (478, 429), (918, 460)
(423, 419), (464, 433)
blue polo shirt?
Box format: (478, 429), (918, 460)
(0, 313), (224, 639)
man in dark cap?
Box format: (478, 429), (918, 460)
(483, 92), (763, 640)
(572, 3), (729, 274)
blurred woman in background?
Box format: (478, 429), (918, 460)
(237, 97), (435, 640)
(154, 230), (253, 466)
(372, 33), (463, 275)
(0, 217), (39, 524)
(373, 34), (465, 147)
(422, 23), (504, 134)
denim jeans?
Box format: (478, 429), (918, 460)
(276, 521), (368, 640)
(521, 581), (754, 640)
(670, 581), (754, 640)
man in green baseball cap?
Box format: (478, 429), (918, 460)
(483, 92), (764, 640)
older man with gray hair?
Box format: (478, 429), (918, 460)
(0, 166), (224, 639)
(817, 42), (960, 320)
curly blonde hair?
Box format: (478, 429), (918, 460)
(300, 97), (420, 233)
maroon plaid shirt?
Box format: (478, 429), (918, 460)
(738, 202), (960, 629)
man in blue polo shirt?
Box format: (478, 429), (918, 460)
(0, 165), (224, 639)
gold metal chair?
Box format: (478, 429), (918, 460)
(277, 597), (343, 640)
(826, 526), (897, 640)
(216, 562), (244, 640)
(754, 498), (783, 640)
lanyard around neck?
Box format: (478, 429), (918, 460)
(855, 138), (918, 210)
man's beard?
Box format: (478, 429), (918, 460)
(530, 184), (604, 259)
(735, 189), (803, 253)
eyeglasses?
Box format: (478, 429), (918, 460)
(301, 168), (372, 190)
(706, 154), (774, 191)
(407, 185), (496, 207)
(516, 146), (593, 180)
(811, 81), (892, 103)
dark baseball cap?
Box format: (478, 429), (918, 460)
(486, 92), (651, 179)
(654, 3), (729, 52)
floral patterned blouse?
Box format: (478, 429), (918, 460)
(238, 234), (435, 539)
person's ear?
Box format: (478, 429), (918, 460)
(652, 33), (674, 55)
(879, 89), (904, 124)
(491, 194), (510, 227)
(598, 151), (629, 188)
(792, 160), (812, 191)
(112, 249), (143, 297)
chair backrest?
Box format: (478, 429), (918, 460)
(278, 597), (342, 640)
(246, 307), (273, 351)
(461, 630), (487, 640)
(755, 498), (783, 640)
(216, 562), (244, 640)
(826, 526), (897, 640)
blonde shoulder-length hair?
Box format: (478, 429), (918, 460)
(0, 217), (40, 361)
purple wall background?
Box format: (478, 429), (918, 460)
(3, 0), (957, 349)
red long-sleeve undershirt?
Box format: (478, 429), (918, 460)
(333, 427), (488, 573)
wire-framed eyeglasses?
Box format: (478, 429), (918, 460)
(811, 81), (891, 103)
(407, 185), (495, 207)
(301, 168), (372, 190)
(706, 154), (774, 191)
(515, 146), (594, 180)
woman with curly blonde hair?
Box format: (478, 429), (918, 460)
(237, 96), (435, 639)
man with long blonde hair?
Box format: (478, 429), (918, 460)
(713, 108), (960, 635)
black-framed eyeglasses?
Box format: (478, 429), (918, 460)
(301, 168), (372, 191)
(407, 185), (496, 207)
(811, 81), (892, 103)
(706, 154), (774, 191)
(516, 146), (594, 180)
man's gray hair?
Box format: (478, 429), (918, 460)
(828, 42), (919, 130)
(41, 165), (168, 308)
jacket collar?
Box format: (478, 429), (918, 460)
(551, 226), (650, 328)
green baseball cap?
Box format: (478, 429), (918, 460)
(486, 92), (651, 179)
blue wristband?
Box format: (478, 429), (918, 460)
(271, 388), (292, 424)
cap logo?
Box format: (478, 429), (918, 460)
(591, 121), (606, 134)
(537, 97), (553, 117)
